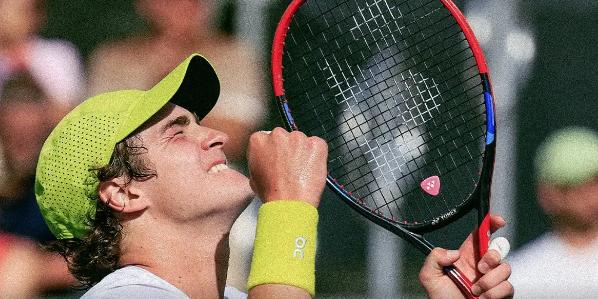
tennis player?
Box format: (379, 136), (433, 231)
(35, 54), (512, 298)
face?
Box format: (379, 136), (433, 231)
(137, 0), (215, 37)
(0, 101), (49, 178)
(539, 178), (598, 230)
(129, 103), (253, 228)
(0, 0), (41, 43)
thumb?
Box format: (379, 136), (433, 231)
(421, 248), (460, 278)
(419, 248), (462, 297)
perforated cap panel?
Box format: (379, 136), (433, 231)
(36, 112), (122, 238)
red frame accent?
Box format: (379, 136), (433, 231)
(440, 0), (488, 74)
(442, 0), (493, 262)
(272, 0), (306, 97)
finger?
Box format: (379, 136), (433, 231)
(489, 214), (506, 233)
(478, 280), (514, 299)
(477, 249), (501, 274)
(479, 237), (510, 273)
(471, 263), (512, 296)
(259, 130), (272, 135)
(421, 248), (461, 275)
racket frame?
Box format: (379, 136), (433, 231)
(271, 0), (498, 297)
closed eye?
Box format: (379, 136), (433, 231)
(161, 115), (191, 136)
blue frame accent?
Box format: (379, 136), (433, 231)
(283, 101), (296, 126)
(484, 91), (495, 145)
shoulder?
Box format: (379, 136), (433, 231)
(29, 38), (80, 57)
(509, 232), (558, 265)
(90, 36), (148, 62)
(27, 37), (83, 73)
(81, 266), (189, 299)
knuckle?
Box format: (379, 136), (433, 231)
(310, 136), (328, 149)
(271, 127), (287, 135)
(248, 133), (262, 147)
(485, 250), (502, 266)
(500, 262), (512, 276)
(477, 278), (491, 291)
(290, 130), (307, 139)
(417, 270), (428, 283)
(429, 247), (445, 258)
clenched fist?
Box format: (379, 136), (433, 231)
(247, 128), (328, 208)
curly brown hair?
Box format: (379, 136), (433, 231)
(45, 134), (156, 288)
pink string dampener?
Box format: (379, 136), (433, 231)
(421, 176), (441, 196)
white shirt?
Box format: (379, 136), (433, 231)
(509, 232), (598, 299)
(82, 266), (247, 299)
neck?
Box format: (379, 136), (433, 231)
(554, 223), (598, 249)
(119, 224), (231, 298)
(152, 27), (214, 48)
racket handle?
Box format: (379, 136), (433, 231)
(444, 266), (478, 299)
(477, 214), (491, 258)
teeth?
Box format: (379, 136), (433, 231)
(208, 163), (229, 174)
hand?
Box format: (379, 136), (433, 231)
(247, 127), (328, 208)
(419, 215), (513, 299)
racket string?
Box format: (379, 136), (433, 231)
(283, 0), (486, 225)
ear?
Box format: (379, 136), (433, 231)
(98, 178), (149, 214)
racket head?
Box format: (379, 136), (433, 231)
(272, 0), (496, 235)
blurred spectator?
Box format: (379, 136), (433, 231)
(509, 127), (598, 298)
(0, 1), (84, 294)
(0, 0), (85, 117)
(0, 0), (86, 186)
(0, 72), (76, 298)
(88, 0), (267, 163)
(0, 73), (53, 240)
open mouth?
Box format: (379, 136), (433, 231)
(207, 163), (229, 174)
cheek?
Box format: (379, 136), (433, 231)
(563, 191), (598, 219)
(153, 149), (206, 185)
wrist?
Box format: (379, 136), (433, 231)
(247, 200), (319, 296)
(261, 197), (319, 208)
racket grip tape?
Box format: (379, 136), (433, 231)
(444, 266), (478, 299)
(247, 200), (318, 296)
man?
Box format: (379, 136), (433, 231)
(36, 54), (512, 298)
(88, 2), (266, 285)
(509, 127), (598, 298)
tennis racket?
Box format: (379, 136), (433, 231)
(271, 0), (496, 297)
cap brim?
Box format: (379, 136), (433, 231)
(115, 54), (220, 142)
(169, 55), (220, 120)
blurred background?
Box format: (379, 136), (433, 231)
(0, 0), (596, 298)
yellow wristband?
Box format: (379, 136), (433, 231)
(247, 200), (318, 296)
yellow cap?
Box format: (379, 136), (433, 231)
(36, 54), (220, 239)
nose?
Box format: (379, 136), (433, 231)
(201, 128), (229, 150)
